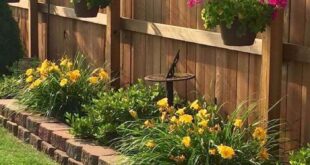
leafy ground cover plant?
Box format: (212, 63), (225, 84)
(19, 54), (110, 121)
(117, 98), (279, 165)
(289, 144), (310, 165)
(67, 80), (165, 144)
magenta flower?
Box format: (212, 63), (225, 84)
(187, 0), (203, 8)
(268, 0), (287, 8)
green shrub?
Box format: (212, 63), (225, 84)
(290, 144), (310, 165)
(19, 54), (110, 121)
(67, 80), (165, 144)
(117, 99), (279, 165)
(0, 1), (24, 75)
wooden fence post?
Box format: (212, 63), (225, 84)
(105, 0), (121, 88)
(28, 0), (38, 58)
(260, 9), (284, 134)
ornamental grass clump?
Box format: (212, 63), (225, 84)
(0, 75), (23, 99)
(67, 80), (165, 144)
(19, 54), (110, 121)
(117, 99), (280, 164)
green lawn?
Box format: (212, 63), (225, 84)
(0, 127), (57, 165)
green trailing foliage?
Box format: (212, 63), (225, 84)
(0, 1), (24, 75)
(201, 0), (274, 36)
(67, 80), (166, 144)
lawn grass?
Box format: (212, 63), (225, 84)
(0, 127), (57, 165)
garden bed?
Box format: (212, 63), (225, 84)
(0, 99), (122, 165)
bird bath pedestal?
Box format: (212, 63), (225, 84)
(145, 51), (195, 106)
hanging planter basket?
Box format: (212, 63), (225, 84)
(6, 0), (20, 3)
(73, 0), (99, 18)
(220, 19), (257, 46)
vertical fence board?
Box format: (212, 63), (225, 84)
(203, 47), (216, 103)
(248, 55), (261, 123)
(286, 62), (303, 150)
(120, 0), (132, 86)
(236, 52), (250, 111)
(132, 0), (146, 81)
(301, 64), (310, 145)
(11, 8), (29, 57)
(28, 0), (38, 57)
(287, 0), (306, 150)
(195, 46), (206, 97)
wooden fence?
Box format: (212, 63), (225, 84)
(8, 0), (310, 157)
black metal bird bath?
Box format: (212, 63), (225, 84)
(145, 50), (195, 106)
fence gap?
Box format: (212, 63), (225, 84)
(105, 0), (121, 88)
(28, 0), (38, 58)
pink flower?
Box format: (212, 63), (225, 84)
(268, 0), (287, 8)
(187, 0), (202, 8)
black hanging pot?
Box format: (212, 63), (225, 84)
(74, 0), (99, 18)
(220, 19), (257, 46)
(6, 0), (20, 3)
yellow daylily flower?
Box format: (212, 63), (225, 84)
(179, 114), (193, 124)
(129, 110), (138, 119)
(190, 100), (200, 110)
(29, 79), (43, 89)
(259, 148), (269, 160)
(26, 76), (34, 83)
(198, 120), (209, 128)
(209, 148), (217, 155)
(88, 76), (99, 84)
(176, 107), (186, 115)
(197, 109), (209, 119)
(157, 98), (169, 108)
(98, 68), (109, 80)
(170, 116), (178, 123)
(233, 119), (243, 128)
(67, 70), (81, 82)
(217, 144), (235, 159)
(60, 78), (68, 87)
(145, 140), (156, 149)
(25, 68), (34, 76)
(182, 136), (191, 148)
(144, 120), (154, 128)
(253, 127), (267, 141)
